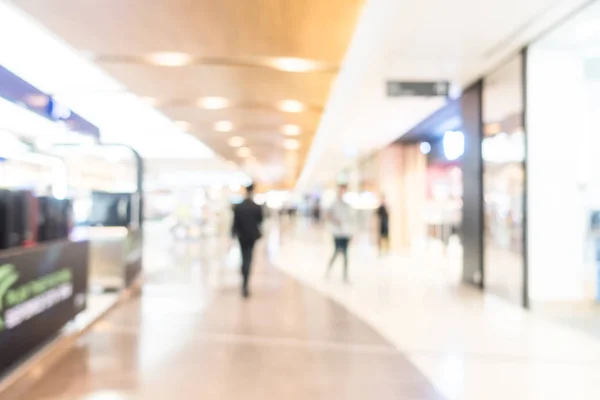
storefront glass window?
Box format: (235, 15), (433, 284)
(482, 55), (525, 305)
(527, 1), (600, 305)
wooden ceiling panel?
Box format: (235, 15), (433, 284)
(162, 108), (320, 135)
(99, 64), (336, 107)
(12, 0), (363, 59)
(10, 0), (364, 185)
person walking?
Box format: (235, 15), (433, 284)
(376, 197), (390, 256)
(326, 184), (354, 283)
(232, 183), (263, 298)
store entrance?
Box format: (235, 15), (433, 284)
(425, 159), (462, 252)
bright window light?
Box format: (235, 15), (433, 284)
(0, 130), (30, 155)
(0, 2), (214, 160)
(0, 97), (67, 140)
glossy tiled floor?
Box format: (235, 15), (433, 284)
(274, 221), (600, 400)
(0, 228), (444, 400)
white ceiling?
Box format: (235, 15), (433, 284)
(144, 158), (250, 190)
(6, 0), (364, 189)
(298, 0), (593, 189)
(0, 0), (219, 161)
(2, 0), (593, 191)
(537, 0), (600, 48)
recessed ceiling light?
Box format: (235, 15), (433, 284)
(237, 147), (251, 158)
(282, 124), (301, 136)
(270, 57), (320, 72)
(214, 120), (234, 132)
(198, 97), (229, 110)
(278, 100), (305, 113)
(174, 120), (191, 131)
(146, 52), (193, 67)
(228, 136), (245, 147)
(283, 138), (300, 150)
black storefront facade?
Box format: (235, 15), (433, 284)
(0, 66), (145, 378)
(397, 82), (488, 290)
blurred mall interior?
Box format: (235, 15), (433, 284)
(2, 0), (600, 399)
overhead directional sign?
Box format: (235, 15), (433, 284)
(386, 81), (450, 97)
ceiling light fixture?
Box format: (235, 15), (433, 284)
(270, 57), (319, 73)
(174, 120), (191, 131)
(283, 138), (300, 150)
(419, 142), (432, 155)
(278, 100), (305, 113)
(228, 136), (245, 147)
(146, 52), (194, 67)
(198, 97), (230, 110)
(214, 120), (234, 132)
(282, 124), (301, 136)
(237, 147), (251, 158)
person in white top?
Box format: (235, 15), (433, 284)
(326, 184), (354, 282)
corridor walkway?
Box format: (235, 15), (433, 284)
(0, 237), (444, 400)
(274, 223), (600, 400)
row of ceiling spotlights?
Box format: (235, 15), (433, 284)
(142, 52), (331, 73)
(174, 120), (301, 136)
(141, 96), (307, 113)
(228, 137), (300, 152)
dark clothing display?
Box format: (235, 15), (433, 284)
(232, 198), (263, 296)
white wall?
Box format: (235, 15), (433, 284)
(527, 47), (591, 302)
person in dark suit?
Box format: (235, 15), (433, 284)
(232, 183), (263, 298)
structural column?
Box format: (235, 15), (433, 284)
(377, 143), (426, 250)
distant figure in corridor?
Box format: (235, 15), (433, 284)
(312, 198), (321, 224)
(326, 184), (354, 283)
(232, 183), (263, 298)
(376, 197), (390, 256)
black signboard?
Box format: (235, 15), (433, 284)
(0, 240), (88, 376)
(386, 81), (450, 97)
